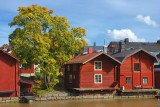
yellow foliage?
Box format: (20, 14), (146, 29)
(9, 4), (87, 90)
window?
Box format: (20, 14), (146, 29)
(19, 64), (22, 68)
(69, 74), (72, 83)
(126, 77), (131, 84)
(94, 74), (102, 84)
(134, 63), (140, 71)
(143, 77), (148, 84)
(73, 64), (76, 71)
(73, 75), (75, 80)
(67, 65), (70, 71)
(94, 61), (102, 70)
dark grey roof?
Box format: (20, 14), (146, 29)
(125, 42), (160, 52)
(84, 46), (104, 53)
(108, 39), (160, 53)
(112, 48), (158, 63)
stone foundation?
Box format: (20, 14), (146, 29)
(0, 97), (19, 103)
(0, 93), (155, 103)
(35, 93), (155, 101)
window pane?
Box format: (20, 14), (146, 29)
(134, 63), (140, 71)
(69, 74), (72, 83)
(94, 74), (102, 83)
(95, 61), (102, 70)
(126, 77), (131, 84)
(73, 65), (76, 71)
(67, 65), (70, 71)
(143, 77), (148, 84)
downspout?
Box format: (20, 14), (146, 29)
(131, 56), (133, 89)
(79, 64), (81, 88)
(19, 62), (21, 96)
(152, 62), (155, 88)
(114, 65), (116, 81)
(140, 53), (142, 88)
(15, 61), (17, 96)
(118, 65), (120, 88)
(17, 61), (20, 97)
(15, 60), (19, 97)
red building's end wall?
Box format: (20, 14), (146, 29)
(119, 52), (154, 90)
(79, 54), (117, 88)
(0, 51), (19, 97)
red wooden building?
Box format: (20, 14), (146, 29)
(65, 48), (121, 93)
(154, 53), (160, 89)
(112, 48), (158, 90)
(20, 65), (35, 95)
(0, 49), (20, 97)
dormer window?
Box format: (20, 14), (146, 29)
(94, 61), (102, 70)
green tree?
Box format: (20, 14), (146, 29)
(0, 44), (9, 50)
(9, 5), (87, 90)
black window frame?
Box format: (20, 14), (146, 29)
(134, 63), (140, 71)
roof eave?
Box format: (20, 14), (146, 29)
(83, 52), (103, 64)
(120, 48), (159, 63)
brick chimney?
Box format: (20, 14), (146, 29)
(88, 48), (93, 54)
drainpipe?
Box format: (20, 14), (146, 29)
(139, 53), (142, 88)
(152, 63), (155, 88)
(131, 56), (133, 89)
(18, 62), (20, 97)
(15, 61), (19, 97)
(15, 61), (17, 96)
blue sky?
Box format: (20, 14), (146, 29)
(0, 0), (160, 46)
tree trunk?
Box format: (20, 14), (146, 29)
(44, 73), (49, 89)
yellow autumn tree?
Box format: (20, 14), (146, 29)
(9, 5), (87, 90)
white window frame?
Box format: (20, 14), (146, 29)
(19, 64), (22, 68)
(94, 61), (102, 70)
(143, 77), (148, 84)
(94, 74), (102, 84)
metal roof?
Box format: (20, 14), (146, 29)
(66, 52), (121, 64)
(112, 48), (158, 63)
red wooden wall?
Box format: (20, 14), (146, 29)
(80, 54), (118, 88)
(65, 64), (80, 89)
(0, 50), (19, 97)
(119, 51), (154, 90)
(20, 65), (34, 73)
(65, 54), (119, 89)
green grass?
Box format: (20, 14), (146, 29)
(36, 89), (52, 94)
(35, 89), (67, 95)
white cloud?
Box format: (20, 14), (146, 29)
(136, 14), (158, 28)
(107, 29), (145, 42)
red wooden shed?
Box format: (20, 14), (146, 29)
(0, 49), (20, 97)
(20, 65), (35, 96)
(65, 48), (121, 93)
(154, 53), (160, 89)
(112, 48), (158, 90)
